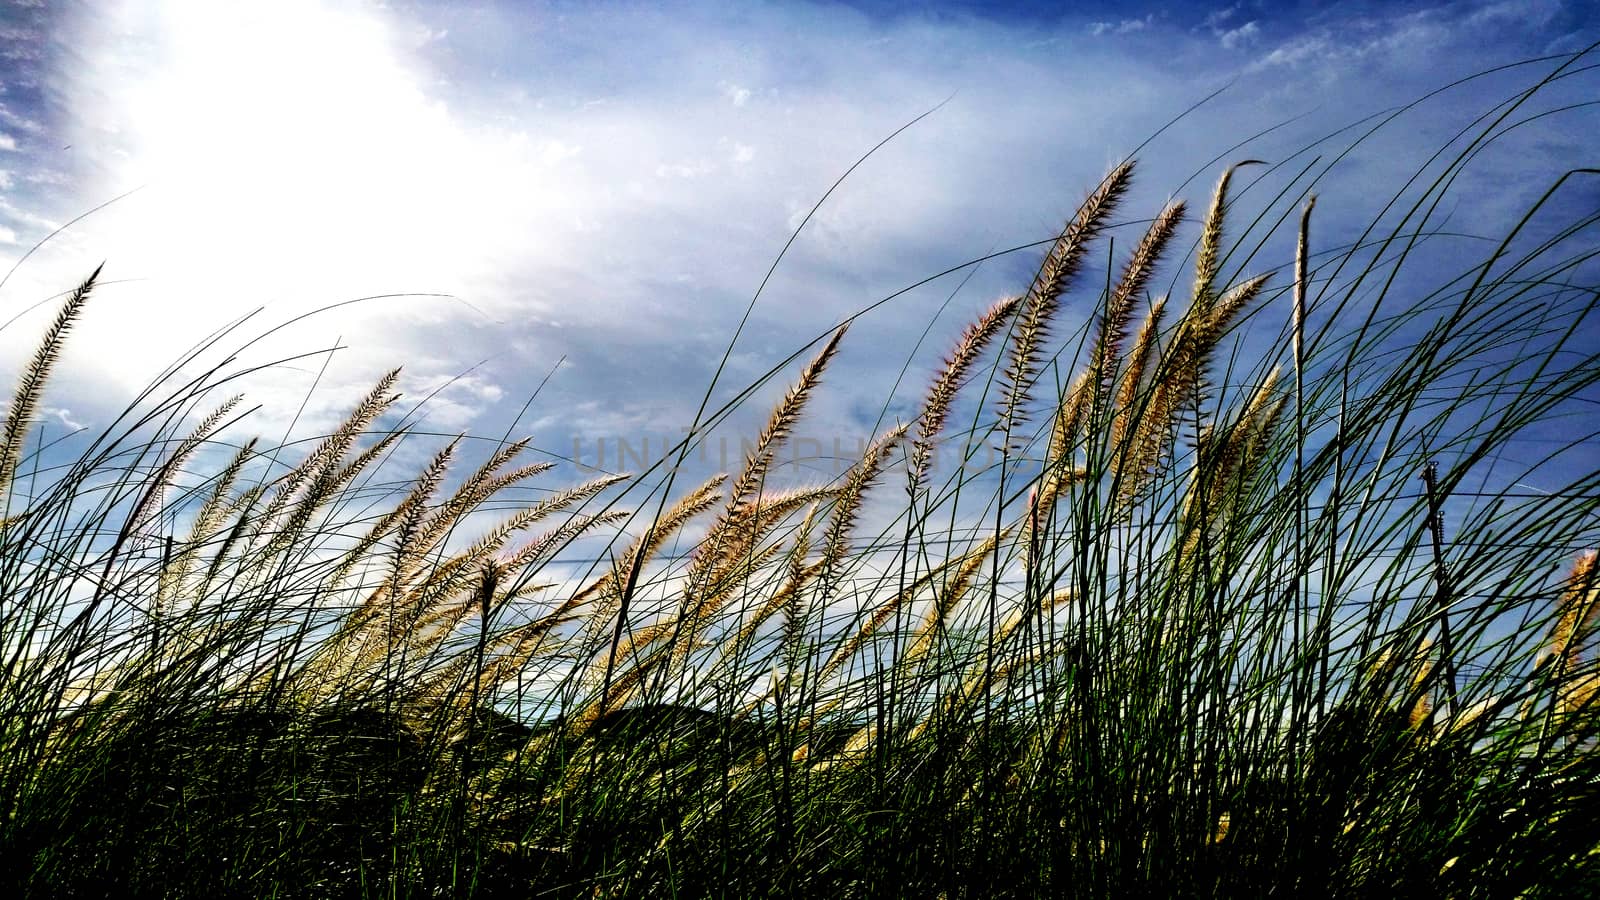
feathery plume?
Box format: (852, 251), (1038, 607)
(997, 161), (1135, 434)
(911, 295), (1021, 487)
(1, 264), (101, 501)
(1551, 550), (1599, 667)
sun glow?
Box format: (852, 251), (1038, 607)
(30, 0), (576, 418)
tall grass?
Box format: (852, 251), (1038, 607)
(2, 56), (1599, 898)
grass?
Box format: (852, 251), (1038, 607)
(2, 53), (1600, 898)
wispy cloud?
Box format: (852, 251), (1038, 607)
(1089, 15), (1152, 37)
(1218, 21), (1259, 50)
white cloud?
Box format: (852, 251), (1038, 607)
(1255, 34), (1332, 69)
(0, 195), (56, 231)
(48, 407), (85, 430)
(0, 223), (16, 244)
(1219, 21), (1259, 50)
(1465, 0), (1562, 29)
(1089, 16), (1152, 37)
(1250, 0), (1562, 72)
(655, 160), (714, 178)
(0, 102), (44, 135)
(722, 82), (751, 106)
(0, 131), (17, 151)
(1203, 5), (1238, 29)
(536, 139), (583, 166)
(731, 142), (755, 164)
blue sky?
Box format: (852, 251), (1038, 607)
(0, 0), (1596, 520)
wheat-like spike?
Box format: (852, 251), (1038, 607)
(1172, 273), (1274, 442)
(321, 423), (405, 498)
(366, 506), (625, 672)
(820, 423), (910, 571)
(144, 398), (243, 602)
(251, 427), (408, 587)
(576, 473), (727, 645)
(914, 644), (1051, 743)
(997, 160), (1134, 433)
(488, 605), (572, 660)
(405, 499), (577, 625)
(1106, 201), (1185, 345)
(674, 539), (790, 665)
(731, 558), (827, 676)
(726, 504), (824, 670)
(305, 441), (472, 685)
(683, 324), (847, 616)
(1404, 639), (1438, 730)
(1123, 350), (1197, 499)
(731, 324), (848, 511)
(498, 509), (630, 575)
(690, 485), (838, 625)
(581, 616), (679, 698)
(412, 592), (481, 644)
(143, 396), (244, 594)
(195, 483), (267, 598)
(778, 503), (822, 649)
(569, 651), (663, 734)
(522, 471), (629, 524)
(705, 485), (835, 577)
(1559, 669), (1599, 719)
(603, 618), (682, 677)
(1551, 551), (1600, 667)
(163, 436), (260, 605)
(384, 457), (561, 603)
(816, 544), (966, 688)
(719, 423), (902, 680)
(1047, 198), (1188, 490)
(1182, 367), (1285, 537)
(1192, 165), (1249, 317)
(401, 470), (629, 630)
(407, 571), (560, 670)
(242, 372), (402, 591)
(255, 369), (401, 534)
(1447, 695), (1502, 734)
(901, 532), (1004, 669)
(1064, 201), (1187, 466)
(917, 588), (1070, 743)
(495, 580), (557, 609)
(1111, 295), (1168, 500)
(285, 425), (406, 544)
(1294, 195), (1317, 369)
(407, 438), (536, 539)
(323, 436), (459, 592)
(911, 295), (1022, 487)
(1036, 371), (1093, 518)
(0, 264), (101, 500)
(1205, 272), (1272, 341)
(740, 485), (838, 533)
(760, 425), (915, 682)
(1126, 264), (1272, 499)
(1036, 203), (1184, 511)
(409, 439), (551, 561)
(995, 586), (1074, 649)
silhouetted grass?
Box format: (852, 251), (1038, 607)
(2, 51), (1599, 899)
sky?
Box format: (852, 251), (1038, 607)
(0, 0), (1596, 541)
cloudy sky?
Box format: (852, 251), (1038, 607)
(0, 0), (1595, 516)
